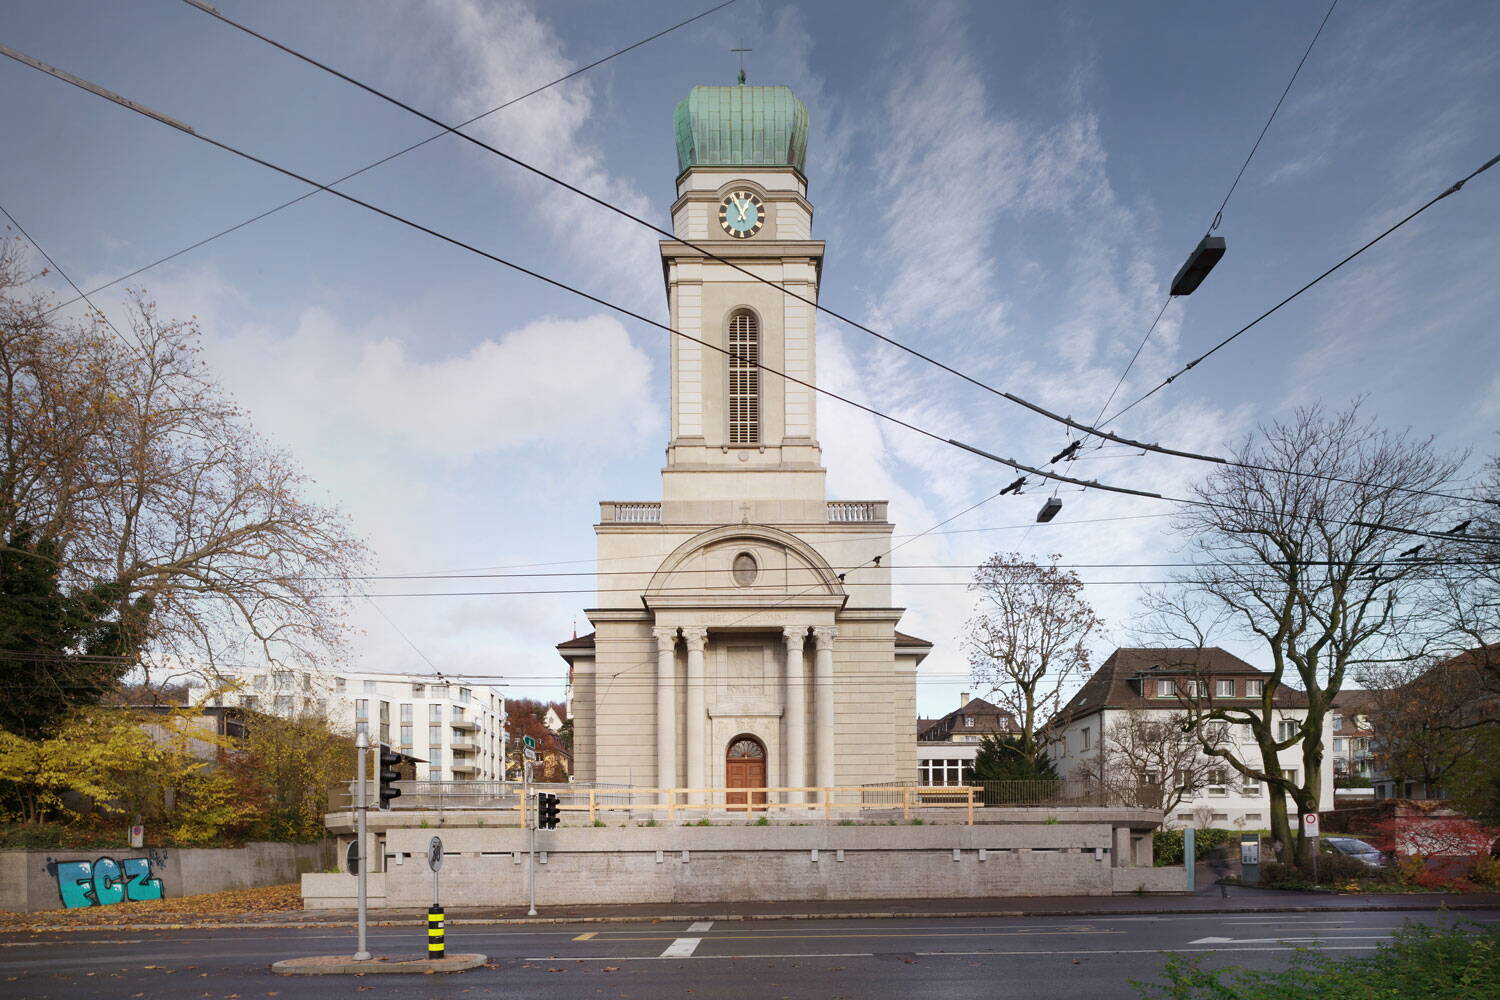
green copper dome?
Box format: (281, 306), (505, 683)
(674, 85), (808, 176)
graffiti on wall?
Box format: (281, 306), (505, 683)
(46, 852), (166, 909)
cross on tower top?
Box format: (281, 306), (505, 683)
(731, 46), (751, 85)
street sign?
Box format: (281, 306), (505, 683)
(524, 746), (537, 761)
(1303, 812), (1320, 836)
(523, 735), (537, 750)
(346, 840), (359, 876)
(427, 835), (444, 873)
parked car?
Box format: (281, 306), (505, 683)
(1321, 836), (1387, 868)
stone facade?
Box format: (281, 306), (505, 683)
(559, 85), (927, 793)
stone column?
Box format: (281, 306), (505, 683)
(653, 626), (679, 800)
(782, 626), (808, 802)
(812, 626), (837, 790)
(682, 626), (709, 805)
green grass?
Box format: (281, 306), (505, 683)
(1133, 921), (1499, 999)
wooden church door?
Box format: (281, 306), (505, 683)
(725, 736), (768, 809)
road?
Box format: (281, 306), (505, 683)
(2, 909), (1495, 999)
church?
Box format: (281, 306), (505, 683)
(557, 83), (929, 799)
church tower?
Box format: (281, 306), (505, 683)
(559, 83), (927, 800)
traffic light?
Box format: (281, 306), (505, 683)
(378, 744), (402, 809)
(537, 792), (560, 830)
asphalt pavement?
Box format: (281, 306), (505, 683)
(3, 908), (1496, 1000)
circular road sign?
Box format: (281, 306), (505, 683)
(427, 835), (444, 872)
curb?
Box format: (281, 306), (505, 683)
(271, 952), (486, 975)
(8, 900), (1499, 933)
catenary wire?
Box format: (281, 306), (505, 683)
(33, 0), (739, 321)
(8, 44), (1485, 552)
(174, 2), (1491, 509)
(0, 41), (1167, 505)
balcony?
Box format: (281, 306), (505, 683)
(450, 719), (478, 732)
(451, 761), (478, 776)
(451, 740), (480, 753)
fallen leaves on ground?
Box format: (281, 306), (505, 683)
(0, 883), (304, 931)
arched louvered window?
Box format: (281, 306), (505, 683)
(727, 309), (760, 444)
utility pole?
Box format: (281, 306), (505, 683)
(354, 726), (371, 961)
(525, 758), (537, 917)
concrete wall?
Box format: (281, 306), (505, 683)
(1, 842), (330, 913)
(304, 816), (1175, 909)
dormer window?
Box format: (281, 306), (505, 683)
(1216, 679), (1234, 697)
(1155, 679), (1174, 698)
(964, 717), (974, 728)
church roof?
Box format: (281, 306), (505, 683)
(674, 85), (809, 176)
(557, 631), (596, 650)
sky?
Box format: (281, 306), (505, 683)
(3, 0), (1498, 718)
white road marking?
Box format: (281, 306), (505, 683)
(660, 936), (703, 958)
(1190, 934), (1393, 945)
(687, 921), (714, 932)
(526, 944), (1385, 962)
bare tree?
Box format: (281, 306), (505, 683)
(0, 240), (368, 712)
(1362, 655), (1493, 794)
(965, 553), (1104, 771)
(1142, 404), (1462, 865)
(1075, 708), (1229, 813)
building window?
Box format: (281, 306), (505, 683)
(274, 695), (293, 715)
(1155, 679), (1174, 698)
(1206, 722), (1229, 743)
(1081, 727), (1091, 750)
(400, 724), (413, 747)
(918, 758), (973, 787)
(964, 717), (974, 728)
(1207, 768), (1227, 795)
(355, 699), (368, 721)
(1277, 720), (1297, 742)
(429, 725), (441, 747)
(429, 704), (443, 723)
(1333, 737), (1346, 753)
(1332, 713), (1343, 732)
(732, 552), (759, 586)
(379, 701), (390, 724)
(242, 695), (259, 711)
(1184, 680), (1202, 698)
(1210, 812), (1229, 823)
(400, 703), (413, 723)
(1176, 812), (1193, 822)
(334, 677), (346, 693)
(1216, 679), (1234, 697)
(1242, 775), (1261, 795)
(1143, 770), (1160, 787)
(454, 706), (466, 723)
(460, 687), (472, 704)
(1245, 679), (1263, 697)
(727, 309), (760, 444)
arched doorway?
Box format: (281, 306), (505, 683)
(725, 735), (768, 810)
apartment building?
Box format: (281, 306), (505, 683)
(1050, 648), (1334, 830)
(190, 665), (505, 781)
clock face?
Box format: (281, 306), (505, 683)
(718, 190), (764, 239)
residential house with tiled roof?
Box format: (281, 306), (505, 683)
(1049, 648), (1334, 829)
(916, 694), (1019, 787)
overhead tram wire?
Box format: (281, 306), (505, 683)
(1104, 150), (1500, 427)
(33, 0), (739, 320)
(175, 0), (1491, 510)
(1069, 0), (1339, 472)
(0, 42), (1164, 507)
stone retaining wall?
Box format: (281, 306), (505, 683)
(0, 842), (330, 913)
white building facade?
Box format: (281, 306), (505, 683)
(1051, 648), (1335, 830)
(557, 84), (930, 796)
(191, 665), (505, 782)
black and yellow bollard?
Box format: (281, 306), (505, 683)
(427, 905), (445, 959)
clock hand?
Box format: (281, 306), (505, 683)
(735, 199), (748, 223)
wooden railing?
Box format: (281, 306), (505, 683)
(532, 785), (978, 826)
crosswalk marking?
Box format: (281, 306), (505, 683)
(660, 936), (703, 958)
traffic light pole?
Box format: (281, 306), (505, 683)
(354, 727), (371, 961)
(525, 759), (537, 917)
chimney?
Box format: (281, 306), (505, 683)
(960, 691), (970, 707)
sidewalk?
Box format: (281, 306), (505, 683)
(8, 886), (1499, 933)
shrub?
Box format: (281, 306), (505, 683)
(1396, 854), (1427, 885)
(1310, 852), (1383, 885)
(1471, 853), (1500, 888)
(1133, 920), (1500, 999)
(754, 815), (769, 826)
(1259, 862), (1314, 889)
(1154, 827), (1237, 866)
